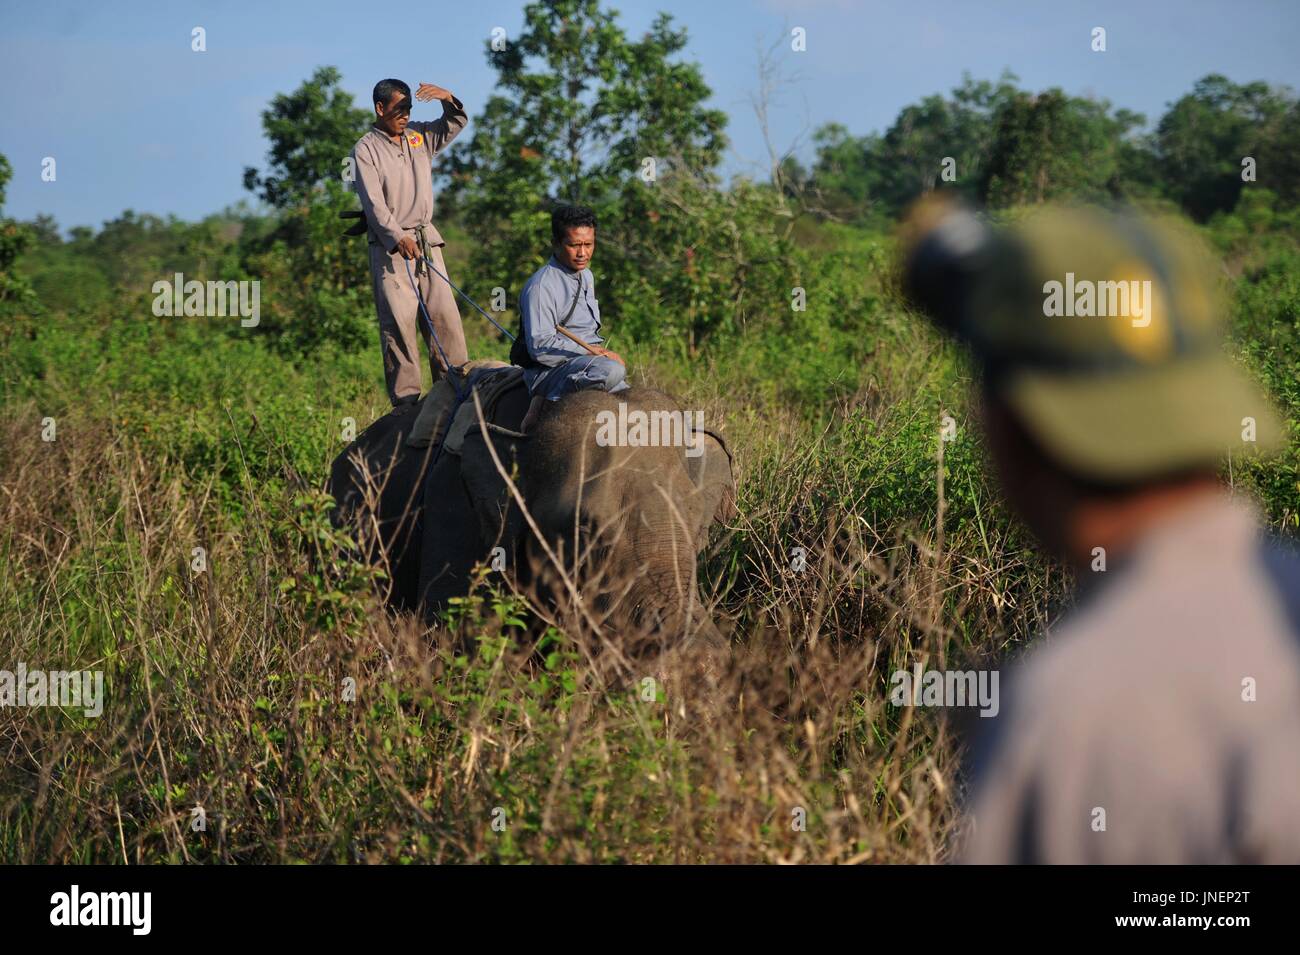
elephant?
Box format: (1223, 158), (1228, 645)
(326, 382), (736, 652)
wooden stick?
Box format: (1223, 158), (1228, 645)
(555, 324), (601, 355)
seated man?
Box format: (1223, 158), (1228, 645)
(516, 204), (628, 432)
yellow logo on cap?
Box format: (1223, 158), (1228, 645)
(1109, 261), (1172, 363)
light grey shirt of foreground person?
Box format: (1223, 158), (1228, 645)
(962, 493), (1300, 864)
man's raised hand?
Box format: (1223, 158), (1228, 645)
(415, 83), (454, 103)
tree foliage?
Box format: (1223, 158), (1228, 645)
(0, 155), (37, 326)
(437, 0), (794, 349)
(802, 72), (1297, 224)
(242, 66), (372, 210)
(981, 89), (1145, 206)
(1155, 74), (1294, 220)
(240, 67), (373, 353)
(799, 74), (1021, 221)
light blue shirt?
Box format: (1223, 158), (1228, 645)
(519, 256), (605, 368)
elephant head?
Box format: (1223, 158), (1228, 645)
(449, 386), (735, 651)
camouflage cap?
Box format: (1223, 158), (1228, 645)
(901, 197), (1284, 483)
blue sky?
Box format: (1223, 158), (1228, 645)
(1, 0), (1297, 232)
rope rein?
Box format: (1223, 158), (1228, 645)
(402, 253), (526, 465)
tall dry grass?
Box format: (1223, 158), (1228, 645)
(0, 367), (1061, 862)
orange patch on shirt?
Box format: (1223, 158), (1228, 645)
(407, 132), (424, 149)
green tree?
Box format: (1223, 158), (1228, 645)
(798, 122), (887, 221)
(243, 66), (372, 209)
(1255, 99), (1300, 208)
(438, 0), (785, 349)
(980, 89), (1145, 206)
(240, 67), (374, 354)
(26, 213), (61, 246)
(878, 74), (1021, 209)
(803, 73), (1021, 221)
(1155, 75), (1294, 221)
(0, 155), (38, 330)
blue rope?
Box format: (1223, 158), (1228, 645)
(417, 252), (517, 342)
(403, 257), (464, 398)
(402, 256), (506, 468)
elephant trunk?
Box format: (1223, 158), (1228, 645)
(618, 488), (715, 646)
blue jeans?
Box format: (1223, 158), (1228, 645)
(526, 354), (629, 402)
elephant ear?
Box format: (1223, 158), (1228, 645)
(458, 426), (525, 553)
(685, 428), (736, 534)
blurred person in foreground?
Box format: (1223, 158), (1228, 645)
(900, 197), (1300, 864)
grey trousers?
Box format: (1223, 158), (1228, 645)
(368, 241), (470, 405)
(525, 354), (629, 401)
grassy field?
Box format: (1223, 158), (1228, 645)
(1, 215), (1295, 863)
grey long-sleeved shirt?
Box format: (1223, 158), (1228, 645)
(963, 494), (1300, 864)
(519, 256), (605, 368)
(351, 96), (467, 252)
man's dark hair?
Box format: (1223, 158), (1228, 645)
(373, 79), (411, 108)
(551, 204), (597, 244)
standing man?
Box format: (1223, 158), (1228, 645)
(516, 204), (628, 432)
(901, 198), (1300, 864)
(352, 79), (470, 410)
